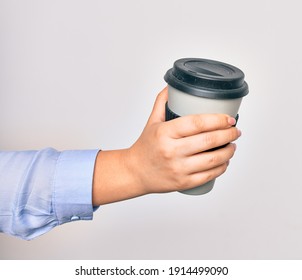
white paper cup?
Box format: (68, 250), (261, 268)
(164, 58), (249, 195)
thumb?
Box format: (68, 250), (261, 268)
(147, 87), (168, 125)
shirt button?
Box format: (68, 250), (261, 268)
(71, 216), (80, 221)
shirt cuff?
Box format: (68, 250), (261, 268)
(53, 149), (99, 225)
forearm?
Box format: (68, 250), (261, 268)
(92, 149), (146, 206)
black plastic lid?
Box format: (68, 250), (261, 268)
(164, 58), (249, 99)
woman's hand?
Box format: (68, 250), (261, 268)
(92, 87), (241, 205)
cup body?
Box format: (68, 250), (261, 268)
(164, 58), (249, 195)
(168, 85), (242, 195)
(168, 85), (242, 117)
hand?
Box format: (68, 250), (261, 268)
(127, 87), (240, 193)
(92, 87), (241, 205)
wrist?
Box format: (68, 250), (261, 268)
(92, 148), (146, 206)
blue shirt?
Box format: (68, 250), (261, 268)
(0, 148), (99, 240)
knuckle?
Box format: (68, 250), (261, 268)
(195, 172), (213, 186)
(204, 172), (214, 183)
(162, 148), (174, 160)
(169, 165), (186, 190)
(169, 162), (188, 190)
(158, 139), (176, 160)
(174, 175), (189, 190)
(218, 115), (228, 127)
(158, 144), (171, 160)
(208, 153), (220, 165)
(203, 133), (216, 146)
(192, 116), (205, 130)
(204, 163), (228, 183)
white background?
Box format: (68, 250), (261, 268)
(1, 0), (302, 259)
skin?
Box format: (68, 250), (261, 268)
(92, 87), (241, 206)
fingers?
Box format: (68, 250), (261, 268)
(182, 143), (236, 174)
(147, 87), (168, 125)
(178, 127), (241, 155)
(184, 161), (229, 190)
(166, 113), (237, 138)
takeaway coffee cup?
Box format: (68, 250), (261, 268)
(164, 58), (249, 195)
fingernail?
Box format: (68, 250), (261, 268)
(237, 129), (242, 137)
(228, 117), (236, 126)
